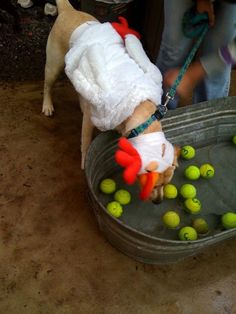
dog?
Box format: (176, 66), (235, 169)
(42, 0), (180, 202)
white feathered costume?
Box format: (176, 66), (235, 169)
(65, 21), (163, 131)
(65, 20), (174, 178)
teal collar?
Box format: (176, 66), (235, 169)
(127, 104), (167, 139)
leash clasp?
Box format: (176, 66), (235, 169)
(163, 92), (173, 109)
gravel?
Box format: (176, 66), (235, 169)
(0, 1), (55, 81)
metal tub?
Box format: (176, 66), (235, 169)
(85, 96), (236, 264)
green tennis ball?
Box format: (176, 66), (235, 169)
(163, 184), (178, 199)
(200, 164), (215, 179)
(180, 184), (197, 199)
(181, 145), (195, 160)
(192, 218), (209, 234)
(184, 165), (200, 180)
(221, 212), (236, 229)
(232, 135), (236, 145)
(114, 189), (131, 205)
(178, 226), (198, 241)
(162, 211), (180, 229)
(106, 201), (123, 218)
(100, 178), (116, 194)
(184, 198), (201, 214)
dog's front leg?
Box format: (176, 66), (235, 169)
(80, 96), (94, 169)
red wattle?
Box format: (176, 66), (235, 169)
(140, 172), (153, 200)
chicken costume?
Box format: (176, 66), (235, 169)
(65, 17), (162, 130)
(65, 17), (174, 199)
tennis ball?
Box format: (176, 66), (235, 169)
(99, 178), (116, 194)
(106, 201), (123, 218)
(114, 189), (131, 205)
(184, 197), (201, 214)
(184, 165), (200, 180)
(200, 164), (215, 179)
(192, 218), (209, 234)
(162, 211), (180, 229)
(179, 226), (198, 241)
(181, 145), (195, 160)
(163, 184), (178, 199)
(221, 212), (236, 229)
(232, 135), (236, 145)
(180, 184), (197, 199)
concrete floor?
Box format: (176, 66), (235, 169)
(0, 79), (236, 314)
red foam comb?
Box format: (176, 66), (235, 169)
(111, 16), (141, 40)
(115, 137), (141, 185)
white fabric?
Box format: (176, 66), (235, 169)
(129, 132), (174, 174)
(124, 34), (163, 86)
(65, 21), (163, 131)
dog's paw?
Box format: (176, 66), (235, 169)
(42, 103), (54, 116)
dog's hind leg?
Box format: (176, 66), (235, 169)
(80, 96), (94, 169)
(42, 36), (65, 116)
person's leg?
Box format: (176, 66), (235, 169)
(156, 0), (194, 71)
(193, 1), (236, 103)
(156, 0), (193, 108)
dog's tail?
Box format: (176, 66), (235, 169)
(56, 0), (73, 14)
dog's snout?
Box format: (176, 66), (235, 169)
(150, 185), (164, 203)
(152, 197), (162, 204)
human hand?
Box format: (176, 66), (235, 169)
(196, 0), (215, 27)
(163, 61), (206, 101)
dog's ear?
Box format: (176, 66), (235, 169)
(173, 145), (181, 168)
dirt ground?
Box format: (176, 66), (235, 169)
(0, 80), (236, 314)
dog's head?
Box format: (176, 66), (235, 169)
(115, 137), (180, 202)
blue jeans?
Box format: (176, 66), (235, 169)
(156, 0), (236, 109)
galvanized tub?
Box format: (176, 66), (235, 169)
(85, 96), (236, 264)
